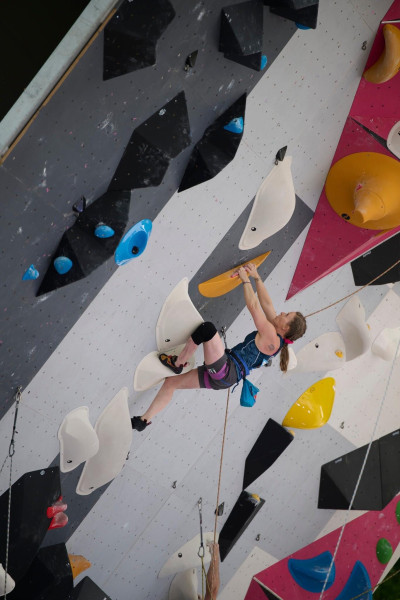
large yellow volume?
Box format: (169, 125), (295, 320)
(198, 252), (271, 298)
(325, 152), (400, 230)
(364, 24), (400, 84)
(282, 378), (335, 429)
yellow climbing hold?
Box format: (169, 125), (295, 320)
(335, 350), (343, 358)
(282, 377), (335, 430)
(364, 24), (400, 84)
(250, 494), (261, 502)
(68, 554), (92, 578)
(198, 252), (271, 298)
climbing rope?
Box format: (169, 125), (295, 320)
(197, 497), (206, 600)
(305, 258), (400, 318)
(2, 386), (22, 599)
(318, 335), (400, 600)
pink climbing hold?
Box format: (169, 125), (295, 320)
(48, 512), (68, 530)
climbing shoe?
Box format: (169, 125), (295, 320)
(159, 353), (183, 374)
(131, 416), (150, 432)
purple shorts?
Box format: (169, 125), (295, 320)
(197, 353), (239, 390)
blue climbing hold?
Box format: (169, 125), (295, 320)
(296, 23), (311, 30)
(224, 117), (244, 134)
(288, 551), (335, 593)
(335, 561), (372, 600)
(94, 224), (115, 239)
(260, 54), (267, 70)
(115, 219), (152, 266)
(22, 265), (39, 280)
(54, 256), (73, 275)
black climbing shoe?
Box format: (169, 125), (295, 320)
(159, 353), (183, 374)
(131, 416), (150, 431)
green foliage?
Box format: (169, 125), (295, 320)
(373, 556), (400, 599)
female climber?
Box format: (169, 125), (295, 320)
(131, 263), (306, 431)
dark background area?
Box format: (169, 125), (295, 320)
(0, 0), (91, 119)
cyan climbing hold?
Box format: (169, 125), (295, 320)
(54, 257), (73, 275)
(94, 224), (115, 239)
(288, 551), (335, 593)
(115, 219), (152, 266)
(335, 561), (372, 600)
(260, 54), (267, 70)
(22, 265), (39, 280)
(223, 117), (244, 134)
(376, 538), (393, 564)
(296, 23), (311, 30)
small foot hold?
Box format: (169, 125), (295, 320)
(131, 416), (151, 432)
(159, 353), (183, 374)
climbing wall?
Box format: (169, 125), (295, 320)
(0, 0), (399, 599)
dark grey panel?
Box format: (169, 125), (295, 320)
(0, 1), (296, 416)
(189, 195), (313, 327)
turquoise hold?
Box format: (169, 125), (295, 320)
(296, 23), (311, 30)
(223, 117), (244, 134)
(22, 265), (39, 280)
(115, 219), (152, 266)
(260, 54), (267, 70)
(288, 551), (335, 593)
(95, 224), (115, 238)
(54, 256), (73, 275)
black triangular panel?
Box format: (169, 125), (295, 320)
(219, 1), (264, 56)
(9, 543), (73, 600)
(351, 233), (400, 286)
(179, 94), (247, 192)
(255, 579), (284, 599)
(219, 491), (265, 561)
(318, 441), (383, 510)
(68, 577), (112, 600)
(224, 51), (264, 71)
(0, 468), (61, 583)
(109, 92), (191, 191)
(270, 2), (319, 29)
(243, 419), (294, 490)
(103, 0), (175, 80)
(37, 191), (131, 295)
(379, 429), (400, 507)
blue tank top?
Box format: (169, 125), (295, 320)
(230, 331), (283, 371)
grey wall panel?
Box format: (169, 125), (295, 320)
(0, 1), (296, 414)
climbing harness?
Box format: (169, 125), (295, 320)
(318, 335), (400, 600)
(1, 386), (22, 599)
(306, 258), (400, 317)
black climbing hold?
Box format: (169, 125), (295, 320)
(37, 190), (131, 296)
(351, 233), (400, 286)
(341, 213), (350, 220)
(268, 1), (319, 29)
(318, 429), (400, 510)
(109, 92), (191, 191)
(179, 94), (247, 192)
(10, 543), (73, 600)
(219, 491), (265, 561)
(251, 227), (257, 231)
(0, 467), (61, 583)
(243, 419), (294, 490)
(219, 1), (265, 72)
(178, 553), (183, 558)
(131, 246), (139, 255)
(275, 146), (288, 162)
(73, 196), (87, 214)
(103, 0), (176, 80)
(215, 502), (225, 516)
(184, 50), (198, 71)
(68, 576), (112, 600)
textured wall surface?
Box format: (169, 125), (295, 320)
(0, 0), (399, 599)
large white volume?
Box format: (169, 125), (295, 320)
(238, 156), (295, 250)
(58, 406), (99, 473)
(169, 569), (198, 600)
(76, 388), (132, 495)
(0, 564), (15, 595)
(159, 532), (217, 578)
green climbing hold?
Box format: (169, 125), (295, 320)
(396, 500), (400, 524)
(376, 538), (393, 564)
